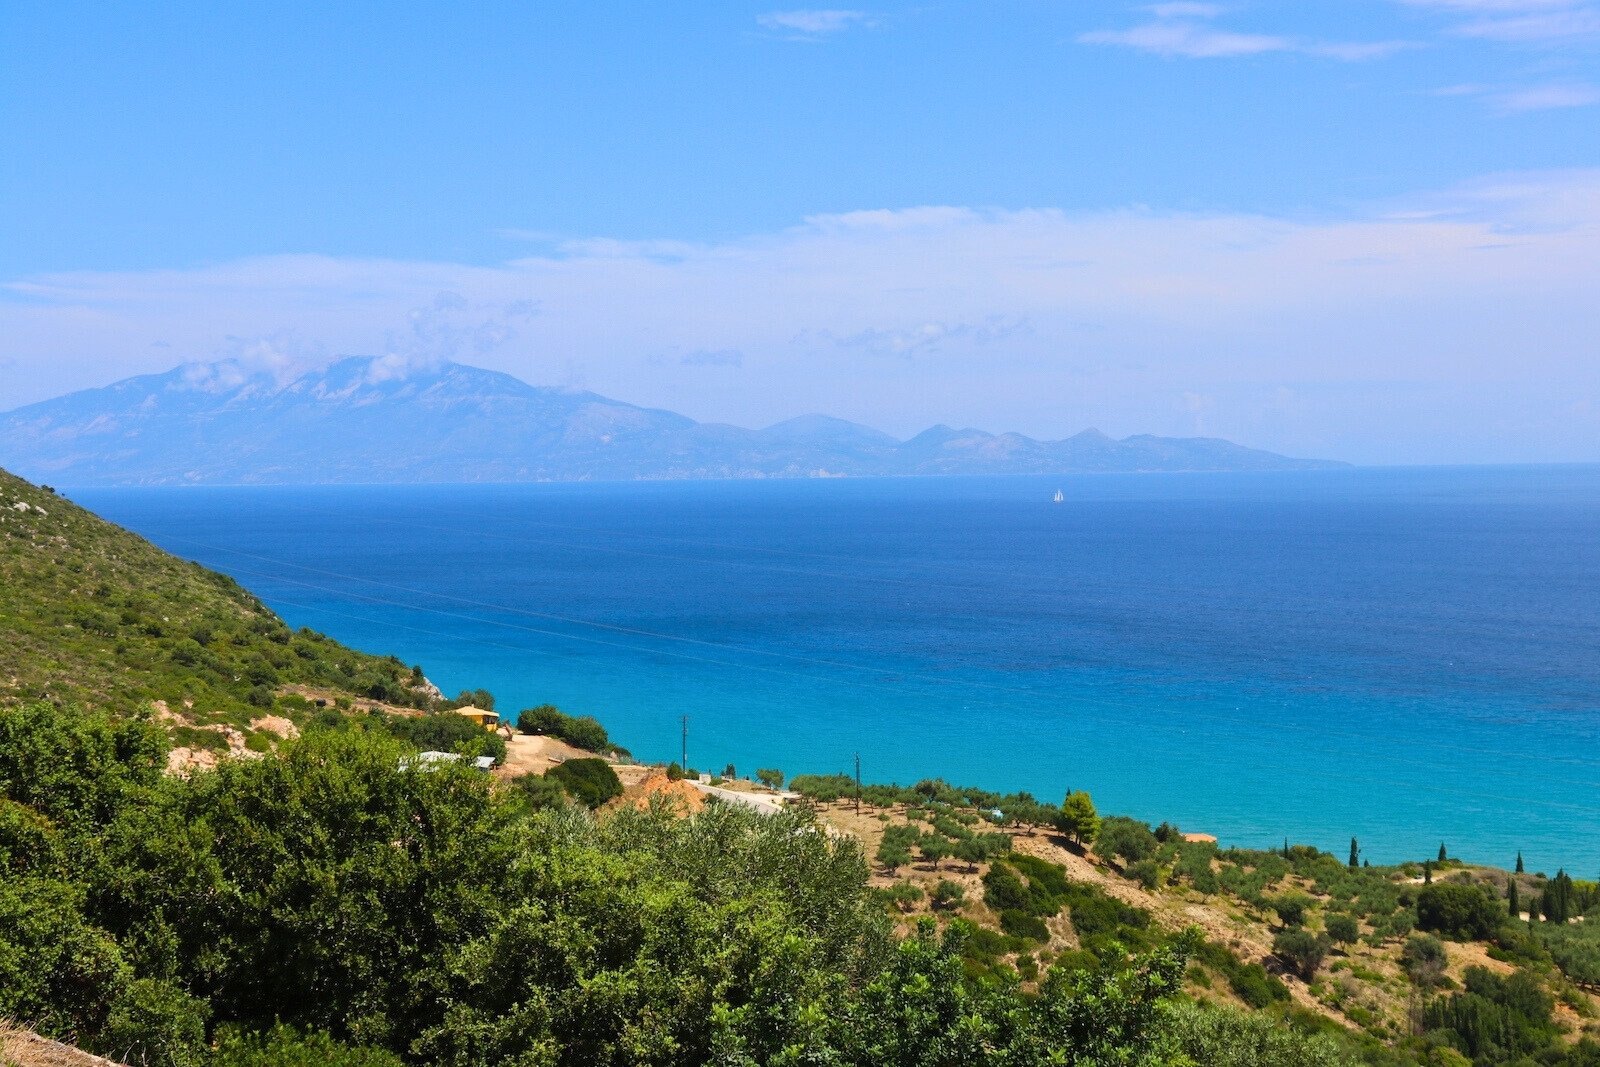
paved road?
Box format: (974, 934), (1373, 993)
(687, 781), (792, 814)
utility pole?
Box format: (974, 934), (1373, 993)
(854, 752), (862, 814)
(680, 714), (689, 772)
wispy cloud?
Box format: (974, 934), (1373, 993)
(1079, 7), (1409, 60)
(1435, 79), (1600, 109)
(1145, 2), (1226, 17)
(1399, 0), (1600, 42)
(1494, 81), (1600, 108)
(756, 9), (877, 39)
(1079, 23), (1290, 58)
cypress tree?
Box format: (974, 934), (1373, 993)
(1508, 878), (1520, 918)
(1283, 837), (1290, 859)
(1516, 851), (1525, 874)
(1423, 860), (1432, 885)
(1349, 837), (1360, 869)
(1438, 843), (1448, 862)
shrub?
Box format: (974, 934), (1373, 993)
(1000, 909), (1051, 941)
(931, 879), (967, 911)
(508, 772), (570, 812)
(756, 768), (785, 789)
(880, 881), (925, 913)
(1417, 882), (1504, 940)
(212, 1024), (404, 1066)
(1273, 928), (1331, 980)
(1194, 940), (1289, 1008)
(983, 863), (1031, 912)
(516, 705), (610, 753)
(1270, 893), (1314, 928)
(544, 758), (622, 808)
(1159, 1001), (1353, 1067)
(1325, 913), (1360, 945)
(100, 978), (208, 1067)
(386, 712), (506, 764)
(1098, 816), (1159, 866)
(1402, 933), (1448, 987)
(1127, 860), (1162, 890)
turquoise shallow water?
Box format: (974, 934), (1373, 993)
(73, 466), (1600, 873)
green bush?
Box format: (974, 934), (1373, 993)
(1000, 908), (1051, 941)
(1417, 882), (1504, 940)
(931, 879), (966, 911)
(1194, 940), (1290, 1008)
(544, 757), (623, 808)
(515, 704), (611, 753)
(507, 772), (570, 812)
(1402, 933), (1448, 987)
(1273, 928), (1331, 981)
(1269, 892), (1314, 928)
(386, 712), (506, 763)
(212, 1024), (405, 1066)
(1098, 815), (1159, 866)
(1325, 913), (1360, 945)
(1159, 1001), (1355, 1067)
(100, 978), (208, 1067)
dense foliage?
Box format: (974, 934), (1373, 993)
(543, 756), (624, 807)
(385, 710), (508, 764)
(0, 701), (1221, 1066)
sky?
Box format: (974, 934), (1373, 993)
(1, 1), (1597, 464)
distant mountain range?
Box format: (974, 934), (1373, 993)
(0, 357), (1346, 485)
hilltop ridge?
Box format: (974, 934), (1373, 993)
(0, 356), (1346, 485)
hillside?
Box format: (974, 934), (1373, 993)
(0, 356), (1346, 484)
(777, 774), (1600, 1066)
(0, 466), (435, 743)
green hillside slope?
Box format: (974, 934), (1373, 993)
(0, 467), (429, 726)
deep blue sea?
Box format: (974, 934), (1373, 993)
(73, 467), (1600, 873)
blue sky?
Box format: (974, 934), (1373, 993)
(2, 1), (1598, 463)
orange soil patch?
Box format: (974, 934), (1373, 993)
(612, 770), (707, 814)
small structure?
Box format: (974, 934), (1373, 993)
(400, 750), (496, 773)
(452, 705), (499, 731)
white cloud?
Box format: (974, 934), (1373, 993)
(4, 171), (1600, 463)
(1493, 81), (1600, 107)
(1078, 11), (1409, 60)
(1400, 0), (1580, 9)
(1435, 79), (1600, 109)
(756, 9), (876, 38)
(1453, 8), (1600, 39)
(1145, 2), (1226, 17)
(1079, 23), (1290, 58)
(1398, 0), (1600, 41)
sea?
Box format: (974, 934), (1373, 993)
(72, 466), (1600, 874)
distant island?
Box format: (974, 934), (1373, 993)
(0, 356), (1347, 485)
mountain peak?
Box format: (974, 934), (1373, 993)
(0, 359), (1347, 484)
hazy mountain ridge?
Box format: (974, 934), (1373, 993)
(0, 356), (1346, 485)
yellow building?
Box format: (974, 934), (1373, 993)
(452, 705), (499, 732)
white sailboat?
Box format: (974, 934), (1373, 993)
(1052, 489), (1064, 503)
